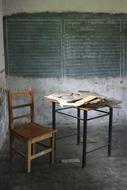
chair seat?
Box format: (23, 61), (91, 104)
(12, 122), (56, 140)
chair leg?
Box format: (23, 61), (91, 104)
(31, 143), (35, 155)
(50, 134), (55, 164)
(10, 134), (15, 162)
(27, 141), (31, 173)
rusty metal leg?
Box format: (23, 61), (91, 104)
(52, 102), (56, 129)
(52, 102), (56, 156)
(77, 108), (81, 145)
(82, 110), (87, 168)
(108, 107), (113, 156)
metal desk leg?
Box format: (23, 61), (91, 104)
(108, 107), (113, 156)
(52, 102), (56, 129)
(52, 102), (56, 156)
(82, 110), (88, 168)
(77, 108), (80, 145)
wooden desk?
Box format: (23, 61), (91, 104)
(45, 97), (113, 168)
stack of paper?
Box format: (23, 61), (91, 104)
(45, 90), (121, 108)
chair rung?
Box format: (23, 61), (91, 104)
(12, 92), (30, 97)
(13, 104), (32, 109)
(31, 148), (52, 160)
(12, 147), (26, 158)
(37, 142), (50, 148)
(13, 113), (32, 120)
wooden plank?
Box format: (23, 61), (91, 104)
(12, 103), (31, 109)
(31, 148), (52, 160)
(13, 113), (32, 120)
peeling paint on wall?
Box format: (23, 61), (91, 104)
(7, 76), (126, 126)
(0, 0), (7, 149)
(0, 89), (8, 149)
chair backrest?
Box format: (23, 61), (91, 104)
(8, 90), (34, 130)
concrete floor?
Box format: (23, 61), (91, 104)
(0, 122), (127, 190)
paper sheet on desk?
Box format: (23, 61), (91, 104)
(46, 92), (81, 107)
(59, 95), (99, 107)
(45, 92), (103, 107)
(45, 91), (122, 108)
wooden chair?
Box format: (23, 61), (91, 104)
(8, 89), (56, 173)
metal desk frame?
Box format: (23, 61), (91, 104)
(52, 101), (113, 168)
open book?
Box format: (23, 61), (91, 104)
(45, 90), (121, 108)
(45, 92), (81, 107)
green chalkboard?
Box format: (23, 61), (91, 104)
(4, 13), (126, 78)
(4, 14), (62, 77)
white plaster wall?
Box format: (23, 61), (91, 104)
(0, 0), (7, 149)
(3, 0), (127, 15)
(7, 76), (126, 126)
(0, 0), (5, 88)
